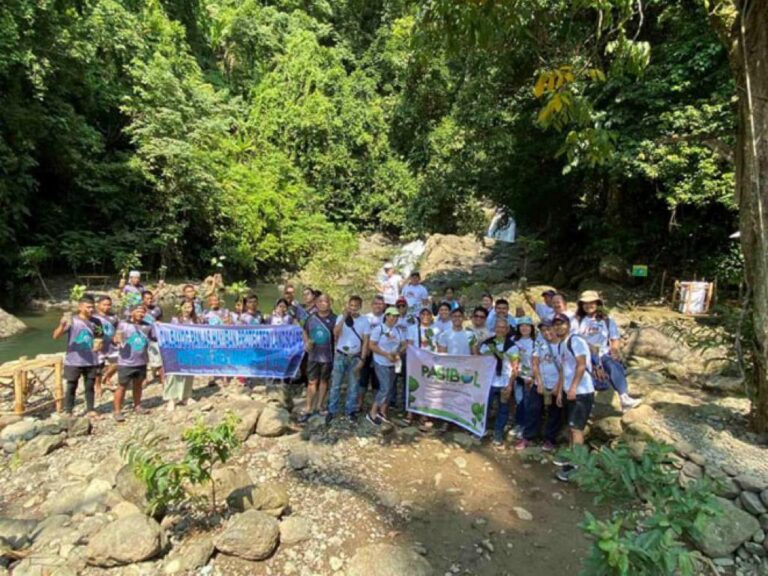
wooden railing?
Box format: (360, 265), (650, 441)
(0, 356), (63, 415)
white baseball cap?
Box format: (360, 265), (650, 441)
(383, 263), (394, 270)
(129, 270), (141, 278)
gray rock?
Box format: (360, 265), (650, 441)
(682, 461), (703, 480)
(0, 420), (39, 443)
(347, 544), (434, 576)
(692, 497), (761, 557)
(287, 450), (309, 471)
(599, 254), (629, 283)
(227, 482), (289, 517)
(0, 414), (21, 432)
(718, 478), (742, 499)
(64, 417), (92, 438)
(18, 433), (65, 460)
(760, 514), (768, 531)
(689, 453), (707, 466)
(163, 534), (214, 574)
(214, 509), (279, 560)
(256, 405), (290, 437)
(754, 529), (766, 543)
(624, 327), (686, 363)
(736, 474), (768, 493)
(590, 417), (623, 440)
(761, 490), (768, 508)
(0, 517), (37, 550)
(115, 464), (148, 511)
(280, 516), (311, 545)
(448, 431), (478, 450)
(0, 307), (26, 339)
(398, 427), (420, 443)
(202, 466), (253, 504)
(742, 492), (768, 515)
(86, 514), (163, 567)
(7, 553), (73, 576)
(745, 541), (767, 557)
(228, 400), (265, 442)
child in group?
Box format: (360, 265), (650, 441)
(141, 290), (164, 384)
(479, 317), (519, 449)
(367, 307), (406, 426)
(552, 312), (595, 482)
(92, 295), (118, 398)
(52, 295), (101, 417)
(163, 300), (197, 411)
(512, 317), (535, 449)
(113, 304), (155, 422)
(530, 319), (565, 452)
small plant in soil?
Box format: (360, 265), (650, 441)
(120, 413), (241, 517)
(562, 442), (721, 576)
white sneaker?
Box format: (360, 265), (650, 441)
(620, 395), (642, 412)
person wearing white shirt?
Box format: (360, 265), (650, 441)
(485, 298), (517, 332)
(378, 263), (404, 306)
(401, 272), (430, 316)
(531, 319), (565, 452)
(552, 312), (594, 482)
(433, 301), (453, 334)
(359, 296), (386, 412)
(573, 290), (641, 412)
(437, 307), (477, 355)
(469, 306), (492, 345)
(367, 307), (406, 426)
(525, 289), (556, 321)
(327, 296), (370, 423)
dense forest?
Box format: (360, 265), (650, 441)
(1, 0), (737, 294)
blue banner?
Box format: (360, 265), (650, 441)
(155, 323), (305, 379)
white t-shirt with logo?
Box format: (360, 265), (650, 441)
(433, 318), (452, 334)
(371, 324), (404, 366)
(515, 337), (535, 380)
(574, 316), (620, 357)
(406, 323), (441, 352)
(382, 275), (403, 305)
(365, 312), (384, 331)
(535, 302), (555, 321)
(437, 328), (477, 355)
(402, 283), (429, 313)
(334, 315), (371, 356)
(559, 335), (595, 394)
(533, 338), (561, 390)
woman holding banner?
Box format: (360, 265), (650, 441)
(163, 301), (197, 411)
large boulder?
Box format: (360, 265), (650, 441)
(0, 419), (39, 443)
(0, 308), (26, 339)
(256, 405), (290, 437)
(624, 328), (687, 363)
(227, 482), (289, 517)
(214, 510), (279, 561)
(347, 544), (434, 576)
(86, 514), (163, 567)
(115, 464), (148, 511)
(691, 497), (761, 558)
(590, 417), (623, 441)
(42, 478), (111, 516)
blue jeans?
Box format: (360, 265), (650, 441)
(593, 354), (629, 395)
(373, 363), (395, 406)
(328, 354), (362, 416)
(486, 387), (511, 442)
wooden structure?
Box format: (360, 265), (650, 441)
(76, 274), (111, 289)
(0, 356), (63, 415)
(672, 280), (715, 315)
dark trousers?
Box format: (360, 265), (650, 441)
(523, 388), (564, 443)
(64, 365), (98, 413)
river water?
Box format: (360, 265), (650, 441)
(0, 284), (283, 364)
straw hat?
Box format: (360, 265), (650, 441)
(578, 290), (603, 304)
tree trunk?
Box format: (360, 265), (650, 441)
(720, 1), (768, 430)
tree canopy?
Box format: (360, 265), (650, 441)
(0, 0), (737, 292)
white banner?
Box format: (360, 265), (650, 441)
(405, 345), (496, 436)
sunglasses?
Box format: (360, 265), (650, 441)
(397, 304), (407, 308)
(473, 314), (487, 319)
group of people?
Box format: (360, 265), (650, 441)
(54, 266), (641, 482)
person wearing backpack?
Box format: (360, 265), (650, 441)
(326, 295), (370, 424)
(299, 294), (337, 423)
(574, 291), (641, 412)
(530, 319), (565, 452)
(479, 317), (520, 449)
(551, 312), (594, 482)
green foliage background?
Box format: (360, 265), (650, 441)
(0, 0), (737, 297)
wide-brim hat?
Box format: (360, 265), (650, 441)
(578, 290), (603, 304)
